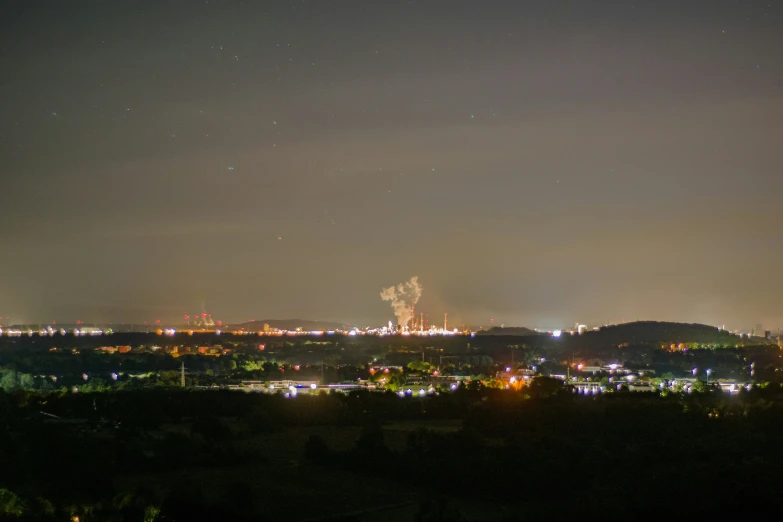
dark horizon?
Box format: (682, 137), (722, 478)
(2, 1), (781, 331)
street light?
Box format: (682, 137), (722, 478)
(691, 367), (698, 376)
(706, 368), (713, 380)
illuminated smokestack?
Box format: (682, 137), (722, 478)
(444, 313), (447, 332)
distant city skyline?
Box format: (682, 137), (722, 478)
(0, 307), (777, 336)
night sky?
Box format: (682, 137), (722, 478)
(1, 1), (781, 330)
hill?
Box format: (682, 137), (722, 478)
(476, 326), (543, 337)
(228, 319), (350, 332)
(474, 321), (774, 348)
(579, 320), (762, 347)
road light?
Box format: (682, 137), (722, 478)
(691, 367), (698, 376)
(706, 368), (713, 380)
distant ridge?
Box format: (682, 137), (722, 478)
(477, 321), (774, 346)
(228, 319), (350, 331)
(579, 320), (766, 345)
(476, 326), (542, 336)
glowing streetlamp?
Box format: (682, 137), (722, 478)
(691, 367), (698, 377)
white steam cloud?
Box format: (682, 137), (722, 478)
(380, 276), (422, 327)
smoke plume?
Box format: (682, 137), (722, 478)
(380, 276), (422, 327)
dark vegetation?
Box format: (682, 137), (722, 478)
(1, 383), (783, 519)
(0, 321), (780, 520)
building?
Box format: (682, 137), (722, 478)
(572, 381), (602, 393)
(239, 380), (322, 394)
(577, 324), (588, 335)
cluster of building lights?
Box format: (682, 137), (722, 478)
(158, 325), (464, 337)
(0, 327), (110, 337)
